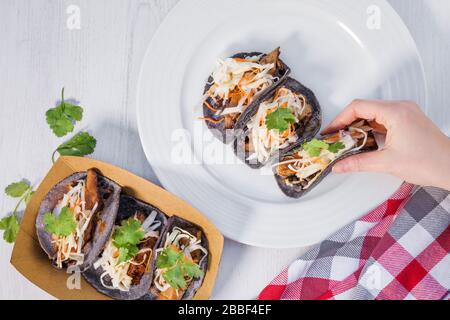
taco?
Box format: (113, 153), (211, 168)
(144, 216), (209, 300)
(234, 77), (322, 168)
(201, 47), (291, 143)
(274, 120), (378, 198)
(83, 195), (167, 300)
(35, 169), (121, 271)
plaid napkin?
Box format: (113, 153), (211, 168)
(258, 184), (450, 300)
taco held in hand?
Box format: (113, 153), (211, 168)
(274, 120), (378, 198)
(35, 169), (121, 270)
(83, 195), (167, 300)
(201, 48), (290, 143)
(234, 78), (322, 168)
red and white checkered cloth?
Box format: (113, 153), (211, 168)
(259, 184), (450, 300)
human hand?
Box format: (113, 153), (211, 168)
(322, 100), (450, 190)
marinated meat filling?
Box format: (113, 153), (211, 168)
(126, 211), (157, 285)
(82, 169), (103, 248)
(202, 48), (285, 129)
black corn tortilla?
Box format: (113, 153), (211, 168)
(83, 194), (168, 300)
(142, 215), (209, 300)
(234, 77), (322, 169)
(202, 49), (291, 144)
(35, 169), (121, 271)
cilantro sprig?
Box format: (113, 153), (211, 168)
(0, 215), (19, 244)
(302, 139), (345, 157)
(0, 181), (34, 243)
(52, 131), (97, 163)
(265, 108), (296, 132)
(156, 246), (204, 290)
(43, 207), (77, 237)
(46, 88), (83, 137)
(1, 88), (97, 245)
(45, 88), (97, 163)
(112, 217), (145, 264)
(329, 141), (346, 153)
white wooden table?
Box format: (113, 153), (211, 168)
(0, 0), (449, 300)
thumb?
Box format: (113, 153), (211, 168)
(332, 150), (389, 174)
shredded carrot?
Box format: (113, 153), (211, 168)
(273, 89), (282, 100)
(281, 125), (292, 138)
(239, 71), (256, 85)
(198, 117), (224, 124)
(234, 57), (250, 63)
(203, 100), (219, 112)
(246, 90), (254, 104)
(229, 89), (242, 105)
(237, 86), (246, 98)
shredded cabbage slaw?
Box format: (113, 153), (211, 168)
(93, 211), (161, 292)
(275, 125), (369, 189)
(202, 55), (277, 120)
(246, 87), (310, 163)
(51, 180), (98, 268)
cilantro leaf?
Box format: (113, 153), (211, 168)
(53, 131), (96, 162)
(303, 139), (329, 157)
(328, 142), (345, 154)
(117, 245), (139, 265)
(157, 246), (184, 269)
(157, 246), (204, 290)
(2, 180), (34, 244)
(5, 181), (31, 198)
(183, 260), (204, 278)
(117, 247), (130, 264)
(46, 108), (74, 137)
(265, 108), (296, 132)
(303, 139), (347, 157)
(163, 264), (187, 290)
(112, 217), (145, 264)
(46, 88), (83, 137)
(0, 214), (20, 243)
(112, 218), (145, 248)
(118, 246), (129, 261)
(43, 207), (77, 237)
(304, 139), (329, 150)
(63, 103), (83, 122)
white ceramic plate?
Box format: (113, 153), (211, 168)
(137, 0), (427, 248)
